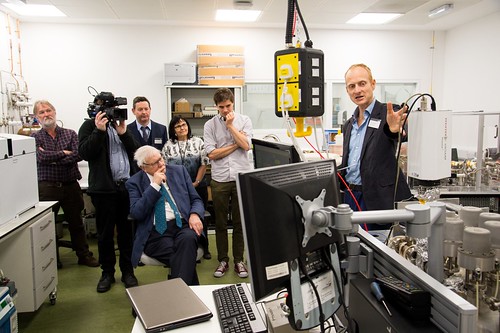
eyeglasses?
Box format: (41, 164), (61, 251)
(143, 157), (163, 167)
(174, 123), (188, 130)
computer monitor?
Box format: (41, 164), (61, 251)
(237, 159), (343, 330)
(251, 138), (302, 168)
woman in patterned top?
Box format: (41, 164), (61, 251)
(162, 116), (211, 259)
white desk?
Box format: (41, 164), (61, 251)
(0, 201), (58, 312)
(131, 284), (233, 333)
(130, 284), (327, 333)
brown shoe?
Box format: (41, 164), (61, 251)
(78, 255), (99, 267)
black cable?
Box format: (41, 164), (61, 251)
(421, 93), (437, 111)
(87, 85), (98, 97)
(293, 0), (313, 47)
(321, 246), (354, 333)
(392, 97), (420, 207)
(392, 92), (436, 206)
(285, 0), (295, 45)
(298, 258), (326, 333)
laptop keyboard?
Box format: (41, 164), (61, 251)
(213, 283), (267, 333)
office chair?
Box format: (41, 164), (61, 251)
(55, 210), (74, 269)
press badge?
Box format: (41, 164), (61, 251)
(154, 138), (163, 145)
(368, 118), (381, 129)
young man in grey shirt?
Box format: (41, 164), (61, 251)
(203, 88), (253, 278)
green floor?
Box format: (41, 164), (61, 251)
(18, 232), (241, 333)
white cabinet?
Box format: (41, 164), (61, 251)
(166, 85), (242, 137)
(0, 204), (58, 313)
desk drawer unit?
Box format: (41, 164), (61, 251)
(0, 209), (58, 312)
(30, 213), (58, 310)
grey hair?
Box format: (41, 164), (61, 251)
(33, 100), (56, 114)
(134, 145), (161, 168)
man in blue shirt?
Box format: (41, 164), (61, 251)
(340, 64), (412, 221)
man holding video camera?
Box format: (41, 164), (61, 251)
(78, 93), (140, 293)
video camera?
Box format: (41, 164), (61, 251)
(87, 91), (127, 123)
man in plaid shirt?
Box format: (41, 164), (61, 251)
(32, 100), (98, 267)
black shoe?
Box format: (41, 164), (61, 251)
(121, 272), (138, 288)
(203, 250), (212, 260)
(97, 274), (115, 293)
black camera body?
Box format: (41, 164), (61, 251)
(87, 91), (127, 123)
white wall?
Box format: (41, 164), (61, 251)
(16, 22), (440, 133)
(1, 10), (499, 159)
(443, 11), (500, 156)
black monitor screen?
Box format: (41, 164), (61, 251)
(252, 138), (302, 168)
(237, 159), (341, 302)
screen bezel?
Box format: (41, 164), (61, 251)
(237, 159), (342, 302)
(251, 138), (302, 168)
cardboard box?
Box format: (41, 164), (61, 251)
(197, 45), (244, 66)
(174, 98), (190, 113)
(194, 111), (204, 118)
(198, 66), (245, 77)
(172, 112), (194, 119)
(197, 45), (244, 56)
(198, 76), (245, 86)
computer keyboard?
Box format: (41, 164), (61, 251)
(213, 283), (267, 333)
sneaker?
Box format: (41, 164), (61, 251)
(234, 262), (248, 278)
(213, 261), (228, 278)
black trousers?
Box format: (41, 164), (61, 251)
(144, 220), (199, 286)
(195, 184), (209, 251)
(38, 181), (90, 258)
(90, 187), (134, 276)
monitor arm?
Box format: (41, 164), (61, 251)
(297, 193), (446, 282)
(290, 193), (446, 330)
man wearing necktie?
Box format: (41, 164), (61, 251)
(126, 145), (204, 285)
(127, 96), (167, 173)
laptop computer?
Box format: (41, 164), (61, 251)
(126, 278), (213, 332)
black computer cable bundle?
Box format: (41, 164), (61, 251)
(298, 257), (326, 333)
(321, 246), (354, 333)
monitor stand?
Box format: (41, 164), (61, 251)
(287, 243), (342, 330)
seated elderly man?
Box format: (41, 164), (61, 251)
(126, 145), (204, 285)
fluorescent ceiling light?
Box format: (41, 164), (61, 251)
(2, 3), (66, 17)
(428, 4), (454, 18)
(347, 13), (402, 25)
(216, 9), (261, 22)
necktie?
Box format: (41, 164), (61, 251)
(140, 126), (149, 142)
(154, 185), (183, 234)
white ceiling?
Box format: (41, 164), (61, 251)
(1, 0), (499, 31)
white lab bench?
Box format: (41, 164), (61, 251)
(0, 201), (58, 312)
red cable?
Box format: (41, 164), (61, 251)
(291, 118), (368, 231)
(337, 172), (368, 232)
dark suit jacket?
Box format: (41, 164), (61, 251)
(127, 120), (167, 150)
(125, 164), (204, 267)
(340, 100), (412, 210)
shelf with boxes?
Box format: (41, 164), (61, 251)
(166, 85), (242, 137)
(196, 45), (245, 86)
